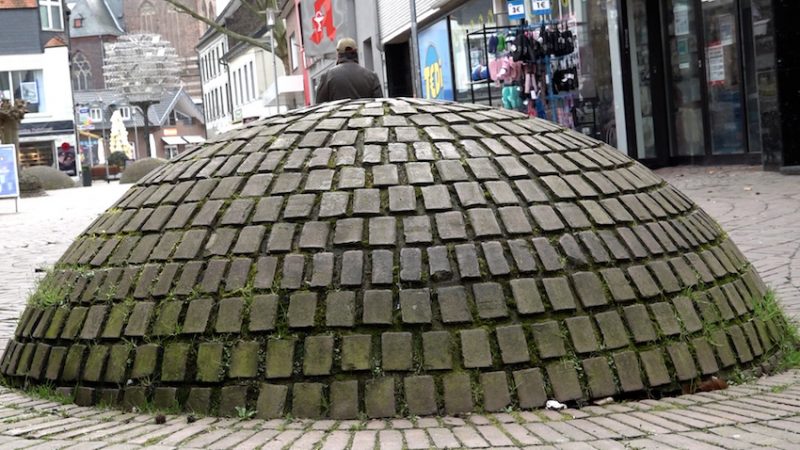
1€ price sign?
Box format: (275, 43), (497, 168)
(508, 0), (525, 20)
(531, 0), (551, 15)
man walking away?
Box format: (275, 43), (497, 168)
(315, 38), (383, 103)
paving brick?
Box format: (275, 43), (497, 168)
(365, 378), (396, 418)
(546, 361), (584, 402)
(265, 338), (295, 379)
(382, 332), (413, 371)
(460, 328), (493, 368)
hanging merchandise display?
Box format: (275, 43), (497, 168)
(466, 17), (586, 131)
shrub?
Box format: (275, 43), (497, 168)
(107, 151), (128, 168)
(18, 171), (43, 196)
(22, 166), (74, 190)
(120, 158), (167, 184)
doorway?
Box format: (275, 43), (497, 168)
(622, 0), (756, 166)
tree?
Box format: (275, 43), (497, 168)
(0, 99), (27, 175)
(163, 0), (289, 72)
(108, 110), (133, 161)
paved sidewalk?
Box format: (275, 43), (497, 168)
(0, 166), (797, 449)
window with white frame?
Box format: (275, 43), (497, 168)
(1, 70), (45, 113)
(249, 61), (255, 99)
(165, 145), (179, 159)
(290, 33), (299, 70)
(89, 108), (103, 121)
(39, 0), (63, 31)
(119, 107), (131, 120)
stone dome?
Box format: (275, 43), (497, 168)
(1, 98), (785, 418)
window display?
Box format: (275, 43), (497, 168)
(461, 0), (621, 148)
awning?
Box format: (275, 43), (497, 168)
(162, 136), (187, 145)
(79, 130), (101, 139)
(183, 135), (206, 144)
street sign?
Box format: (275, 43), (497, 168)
(508, 0), (525, 21)
(531, 0), (551, 16)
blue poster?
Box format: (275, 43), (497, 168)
(418, 18), (454, 101)
(0, 144), (19, 198)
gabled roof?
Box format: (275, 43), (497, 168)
(44, 36), (67, 47)
(73, 87), (205, 129)
(0, 0), (37, 9)
(69, 0), (124, 38)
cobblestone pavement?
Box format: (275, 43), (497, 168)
(658, 166), (800, 319)
(0, 166), (797, 449)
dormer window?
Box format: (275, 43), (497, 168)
(40, 0), (64, 31)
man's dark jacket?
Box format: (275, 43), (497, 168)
(315, 60), (383, 103)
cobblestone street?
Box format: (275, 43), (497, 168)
(0, 166), (798, 449)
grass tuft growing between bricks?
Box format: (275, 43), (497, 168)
(23, 381), (74, 404)
(26, 270), (69, 308)
(753, 290), (800, 370)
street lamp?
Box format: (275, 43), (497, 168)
(265, 8), (281, 115)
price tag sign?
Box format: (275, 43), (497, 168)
(531, 0), (551, 16)
(508, 0), (525, 21)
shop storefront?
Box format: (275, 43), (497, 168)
(18, 120), (77, 175)
(403, 0), (777, 168)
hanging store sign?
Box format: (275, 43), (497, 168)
(508, 0), (525, 21)
(301, 0), (355, 57)
(531, 0), (551, 16)
(418, 18), (454, 101)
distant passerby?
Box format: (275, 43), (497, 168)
(315, 38), (383, 103)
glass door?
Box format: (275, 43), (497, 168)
(627, 1), (663, 160)
(701, 0), (747, 154)
(664, 0), (706, 157)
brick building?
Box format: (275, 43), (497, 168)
(122, 0), (212, 101)
(67, 0), (124, 91)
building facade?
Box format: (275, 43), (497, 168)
(74, 88), (205, 161)
(0, 0), (76, 174)
(122, 0), (211, 101)
(281, 0), (795, 170)
(198, 0), (295, 137)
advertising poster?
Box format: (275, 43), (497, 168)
(0, 144), (20, 199)
(706, 43), (725, 85)
(674, 3), (689, 36)
(418, 18), (454, 101)
(20, 82), (38, 104)
(301, 0), (355, 57)
(58, 142), (77, 176)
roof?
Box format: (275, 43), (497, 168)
(44, 36), (67, 47)
(68, 0), (124, 38)
(73, 87), (204, 129)
(0, 0), (37, 9)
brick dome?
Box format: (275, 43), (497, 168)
(1, 98), (785, 418)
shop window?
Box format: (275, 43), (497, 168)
(19, 141), (55, 168)
(39, 0), (63, 31)
(0, 70), (45, 113)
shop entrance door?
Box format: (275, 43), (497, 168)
(623, 0), (753, 165)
